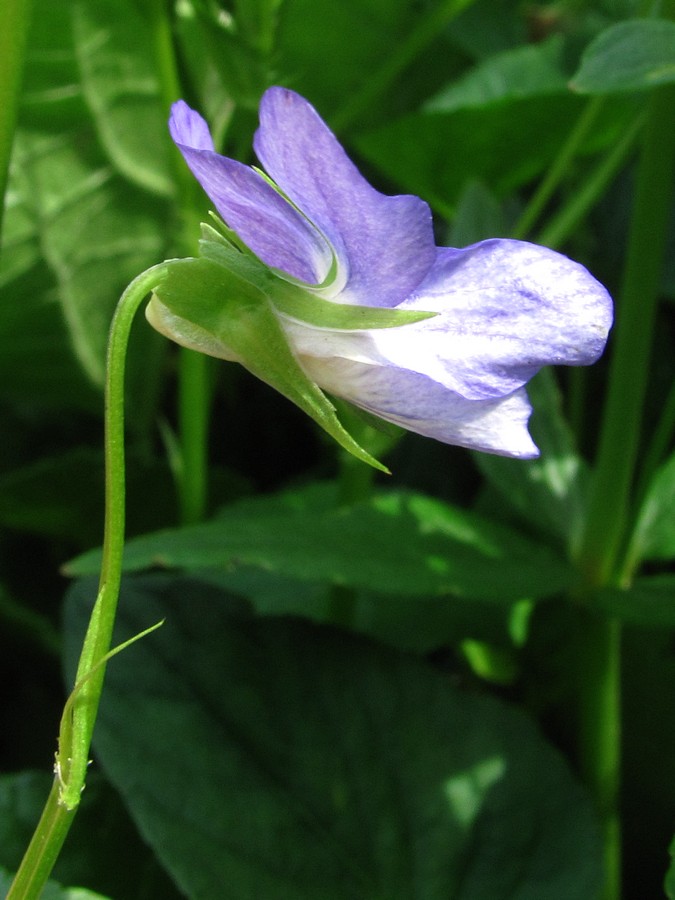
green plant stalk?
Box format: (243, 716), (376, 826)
(6, 264), (169, 900)
(578, 82), (675, 587)
(330, 0), (477, 132)
(178, 348), (213, 524)
(574, 612), (622, 900)
(327, 443), (377, 628)
(571, 81), (675, 900)
(0, 0), (32, 242)
(513, 96), (605, 240)
(536, 110), (644, 251)
(146, 0), (213, 525)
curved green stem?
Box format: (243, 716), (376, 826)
(0, 0), (32, 242)
(6, 264), (169, 900)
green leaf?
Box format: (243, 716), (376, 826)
(9, 127), (167, 388)
(3, 0), (170, 394)
(447, 179), (507, 246)
(425, 35), (568, 112)
(0, 870), (109, 900)
(571, 19), (675, 94)
(0, 448), (177, 545)
(445, 0), (528, 60)
(200, 567), (517, 652)
(64, 573), (603, 900)
(150, 256), (388, 471)
(627, 450), (675, 562)
(67, 483), (573, 602)
(72, 0), (174, 196)
(275, 0), (437, 120)
(473, 370), (589, 551)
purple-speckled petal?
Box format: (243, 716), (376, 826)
(284, 240), (612, 401)
(170, 101), (331, 284)
(253, 87), (437, 307)
(298, 354), (539, 458)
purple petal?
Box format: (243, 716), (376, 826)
(253, 87), (437, 307)
(284, 240), (612, 401)
(298, 355), (539, 458)
(399, 240), (613, 399)
(169, 101), (331, 284)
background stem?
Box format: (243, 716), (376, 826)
(0, 0), (32, 242)
(146, 0), (213, 525)
(513, 96), (604, 240)
(577, 81), (675, 587)
(571, 73), (675, 900)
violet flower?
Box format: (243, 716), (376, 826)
(148, 87), (612, 459)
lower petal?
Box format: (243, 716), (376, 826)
(299, 355), (539, 458)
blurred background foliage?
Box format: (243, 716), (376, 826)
(2, 0), (675, 898)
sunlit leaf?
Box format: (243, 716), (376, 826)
(67, 482), (573, 602)
(571, 19), (675, 94)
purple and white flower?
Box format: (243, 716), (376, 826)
(150, 87), (612, 459)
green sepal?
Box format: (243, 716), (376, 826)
(272, 280), (438, 330)
(150, 257), (389, 472)
(199, 221), (438, 331)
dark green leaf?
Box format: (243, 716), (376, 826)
(0, 448), (177, 545)
(0, 771), (181, 900)
(202, 567), (517, 652)
(67, 483), (573, 602)
(571, 19), (675, 94)
(355, 95), (631, 214)
(596, 576), (675, 627)
(64, 573), (602, 900)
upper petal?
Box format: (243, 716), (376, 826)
(169, 101), (332, 284)
(253, 87), (437, 307)
(298, 354), (539, 458)
(284, 239), (612, 401)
